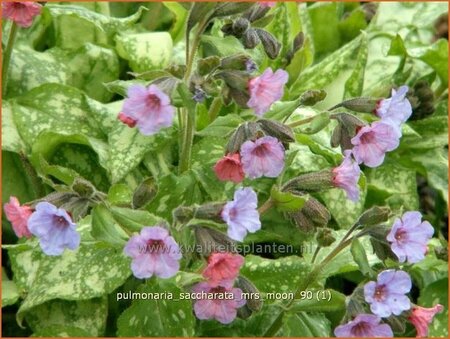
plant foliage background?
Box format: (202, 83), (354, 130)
(1, 1), (449, 337)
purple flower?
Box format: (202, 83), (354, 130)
(121, 84), (175, 136)
(351, 122), (400, 167)
(364, 269), (411, 317)
(245, 59), (258, 73)
(334, 314), (393, 337)
(386, 211), (434, 264)
(192, 282), (246, 324)
(376, 85), (412, 128)
(247, 68), (288, 116)
(332, 150), (361, 202)
(27, 202), (80, 256)
(221, 187), (261, 241)
(240, 136), (285, 178)
(124, 226), (181, 279)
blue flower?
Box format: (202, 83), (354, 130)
(376, 85), (412, 128)
(28, 202), (80, 256)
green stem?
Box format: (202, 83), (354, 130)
(208, 97), (222, 123)
(2, 22), (18, 97)
(263, 237), (353, 337)
(311, 245), (321, 264)
(178, 85), (196, 173)
(258, 198), (273, 215)
(287, 116), (315, 128)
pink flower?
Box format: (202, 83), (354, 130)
(259, 2), (277, 8)
(2, 1), (42, 27)
(124, 226), (181, 279)
(221, 187), (261, 242)
(117, 112), (136, 128)
(408, 304), (444, 338)
(332, 150), (361, 202)
(351, 122), (400, 168)
(202, 252), (245, 288)
(387, 211), (434, 264)
(121, 84), (175, 136)
(213, 153), (245, 183)
(247, 68), (288, 116)
(4, 196), (32, 238)
(376, 85), (412, 128)
(192, 282), (246, 324)
(240, 136), (285, 178)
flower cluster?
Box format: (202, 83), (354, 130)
(192, 251), (246, 324)
(335, 211), (442, 337)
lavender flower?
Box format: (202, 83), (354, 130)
(124, 226), (181, 279)
(27, 202), (80, 256)
(334, 314), (393, 337)
(240, 136), (285, 179)
(121, 84), (175, 135)
(364, 269), (411, 317)
(376, 85), (412, 128)
(386, 211), (434, 264)
(221, 187), (261, 241)
(247, 68), (288, 116)
(332, 150), (361, 202)
(351, 122), (400, 167)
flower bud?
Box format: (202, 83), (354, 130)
(356, 206), (390, 227)
(255, 28), (281, 59)
(194, 202), (226, 223)
(71, 177), (96, 198)
(197, 56), (221, 76)
(244, 5), (271, 22)
(316, 228), (336, 247)
(132, 178), (157, 209)
(232, 17), (250, 37)
(216, 70), (251, 92)
(173, 206), (195, 224)
(433, 12), (448, 41)
(293, 32), (305, 52)
(282, 170), (334, 192)
(242, 28), (261, 49)
(221, 22), (234, 36)
(361, 2), (378, 23)
(331, 97), (379, 113)
(331, 113), (366, 151)
(257, 119), (295, 145)
(194, 226), (238, 256)
(236, 275), (263, 319)
(408, 81), (435, 121)
(213, 2), (255, 17)
(226, 121), (263, 154)
(220, 54), (253, 71)
(286, 195), (331, 233)
(300, 89), (327, 106)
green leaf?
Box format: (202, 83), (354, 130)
(387, 34), (408, 57)
(46, 4), (145, 49)
(25, 298), (107, 337)
(110, 206), (163, 232)
(270, 186), (308, 212)
(115, 32), (173, 73)
(264, 99), (301, 121)
(91, 204), (129, 245)
(240, 255), (312, 295)
(366, 163), (419, 210)
(281, 312), (331, 337)
(418, 278), (448, 337)
(338, 8), (367, 43)
(196, 114), (243, 137)
(32, 325), (90, 337)
(108, 184), (133, 206)
(163, 2), (188, 43)
(116, 279), (195, 337)
(1, 100), (28, 153)
(417, 39), (448, 86)
(2, 277), (20, 307)
(288, 289), (346, 313)
(344, 32), (368, 98)
(350, 238), (375, 277)
(8, 242), (131, 324)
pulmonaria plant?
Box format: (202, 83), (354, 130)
(221, 187), (261, 241)
(247, 68), (288, 116)
(4, 196), (33, 238)
(27, 202), (80, 256)
(386, 211), (434, 263)
(119, 84), (175, 135)
(124, 226), (181, 279)
(364, 269), (412, 317)
(2, 1), (42, 27)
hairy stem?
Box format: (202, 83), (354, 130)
(258, 198), (274, 215)
(287, 116), (315, 128)
(2, 22), (18, 97)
